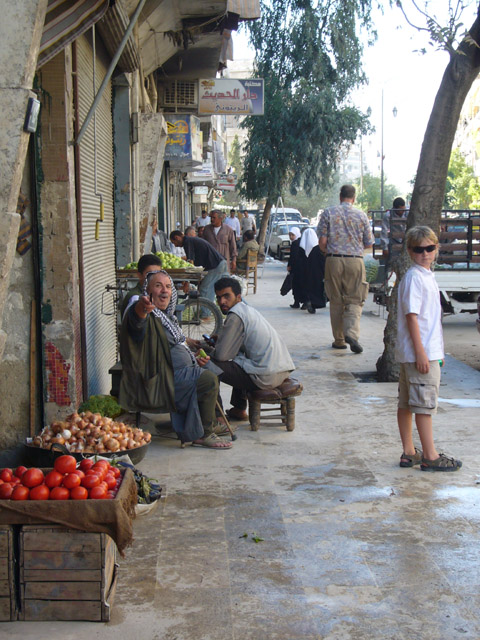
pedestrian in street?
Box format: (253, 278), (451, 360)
(225, 208), (241, 241)
(194, 209), (210, 230)
(169, 231), (229, 303)
(396, 226), (461, 471)
(119, 270), (232, 449)
(185, 226), (197, 237)
(202, 210), (237, 273)
(287, 227), (306, 309)
(240, 210), (256, 236)
(317, 184), (374, 353)
(299, 227), (326, 314)
(380, 196), (408, 260)
(207, 277), (295, 421)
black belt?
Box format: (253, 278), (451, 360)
(326, 253), (362, 258)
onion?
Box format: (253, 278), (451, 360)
(61, 429), (72, 440)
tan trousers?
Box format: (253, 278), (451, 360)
(324, 256), (369, 344)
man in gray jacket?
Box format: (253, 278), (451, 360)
(208, 277), (295, 420)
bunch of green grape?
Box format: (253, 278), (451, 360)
(155, 251), (187, 269)
(122, 261), (138, 270)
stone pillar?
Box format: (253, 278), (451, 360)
(37, 48), (83, 424)
(0, 0), (48, 361)
(137, 113), (167, 255)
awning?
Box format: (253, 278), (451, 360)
(227, 0), (261, 20)
(37, 0), (110, 69)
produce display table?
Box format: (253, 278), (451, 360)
(0, 469), (137, 556)
(0, 525), (15, 621)
(116, 266), (204, 286)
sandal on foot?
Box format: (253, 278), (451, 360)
(192, 433), (233, 449)
(213, 421), (231, 436)
(420, 453), (462, 472)
(399, 447), (423, 468)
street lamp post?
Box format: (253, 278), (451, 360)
(380, 90), (398, 211)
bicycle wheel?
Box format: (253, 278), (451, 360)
(180, 297), (223, 340)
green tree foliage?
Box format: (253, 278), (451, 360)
(444, 148), (480, 208)
(228, 134), (242, 178)
(354, 174), (402, 212)
(240, 0), (375, 245)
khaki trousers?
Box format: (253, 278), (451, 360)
(324, 256), (368, 344)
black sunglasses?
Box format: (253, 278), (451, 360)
(412, 245), (436, 254)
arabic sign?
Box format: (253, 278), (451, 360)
(164, 115), (202, 167)
(198, 79), (264, 116)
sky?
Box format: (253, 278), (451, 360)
(232, 1), (479, 196)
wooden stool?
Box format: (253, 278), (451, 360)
(246, 377), (303, 431)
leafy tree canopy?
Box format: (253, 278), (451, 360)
(240, 0), (375, 204)
(354, 173), (402, 213)
(443, 148), (480, 208)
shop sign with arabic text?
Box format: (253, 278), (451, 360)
(198, 79), (264, 116)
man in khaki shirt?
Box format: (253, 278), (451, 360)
(202, 210), (237, 273)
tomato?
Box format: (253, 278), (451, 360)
(70, 486), (88, 500)
(0, 484), (13, 499)
(106, 491), (115, 499)
(71, 469), (85, 480)
(49, 486), (70, 500)
(54, 455), (77, 475)
(11, 485), (30, 500)
(22, 468), (44, 488)
(45, 470), (63, 489)
(79, 458), (94, 472)
(81, 474), (100, 489)
(11, 476), (21, 485)
(105, 474), (116, 490)
(29, 484), (50, 500)
(14, 465), (28, 478)
(89, 485), (107, 499)
(111, 467), (121, 479)
(0, 469), (12, 482)
(62, 473), (81, 489)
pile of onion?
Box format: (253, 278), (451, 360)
(31, 411), (152, 454)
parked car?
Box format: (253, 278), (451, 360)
(268, 221), (308, 260)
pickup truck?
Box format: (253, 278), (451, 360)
(371, 209), (480, 313)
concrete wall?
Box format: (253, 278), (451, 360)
(37, 49), (83, 425)
(0, 0), (48, 362)
(137, 113), (167, 255)
(113, 73), (133, 268)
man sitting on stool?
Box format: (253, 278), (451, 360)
(207, 277), (294, 420)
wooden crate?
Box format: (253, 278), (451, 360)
(19, 526), (118, 622)
(0, 525), (16, 621)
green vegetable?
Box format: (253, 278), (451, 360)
(252, 534), (264, 543)
(198, 349), (207, 358)
(239, 532), (248, 538)
(78, 394), (123, 419)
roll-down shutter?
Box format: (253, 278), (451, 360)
(76, 34), (116, 395)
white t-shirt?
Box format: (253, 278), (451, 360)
(195, 215), (210, 227)
(395, 264), (444, 363)
(225, 216), (241, 236)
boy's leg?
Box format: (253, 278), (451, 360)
(397, 408), (415, 455)
(414, 413), (438, 461)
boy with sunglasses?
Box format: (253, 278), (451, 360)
(395, 226), (462, 471)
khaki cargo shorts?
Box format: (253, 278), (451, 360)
(398, 361), (441, 415)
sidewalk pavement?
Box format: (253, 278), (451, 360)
(4, 260), (480, 639)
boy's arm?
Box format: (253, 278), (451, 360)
(405, 313), (430, 373)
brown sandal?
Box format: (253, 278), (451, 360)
(399, 447), (423, 468)
(420, 453), (462, 472)
(192, 433), (233, 449)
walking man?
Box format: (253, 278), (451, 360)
(317, 185), (374, 354)
(202, 210), (237, 273)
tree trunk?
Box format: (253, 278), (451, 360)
(257, 199), (273, 257)
(377, 6), (480, 381)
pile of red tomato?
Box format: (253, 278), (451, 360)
(0, 455), (123, 500)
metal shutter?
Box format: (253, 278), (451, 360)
(76, 34), (116, 395)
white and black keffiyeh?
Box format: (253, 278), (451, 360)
(143, 270), (196, 364)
